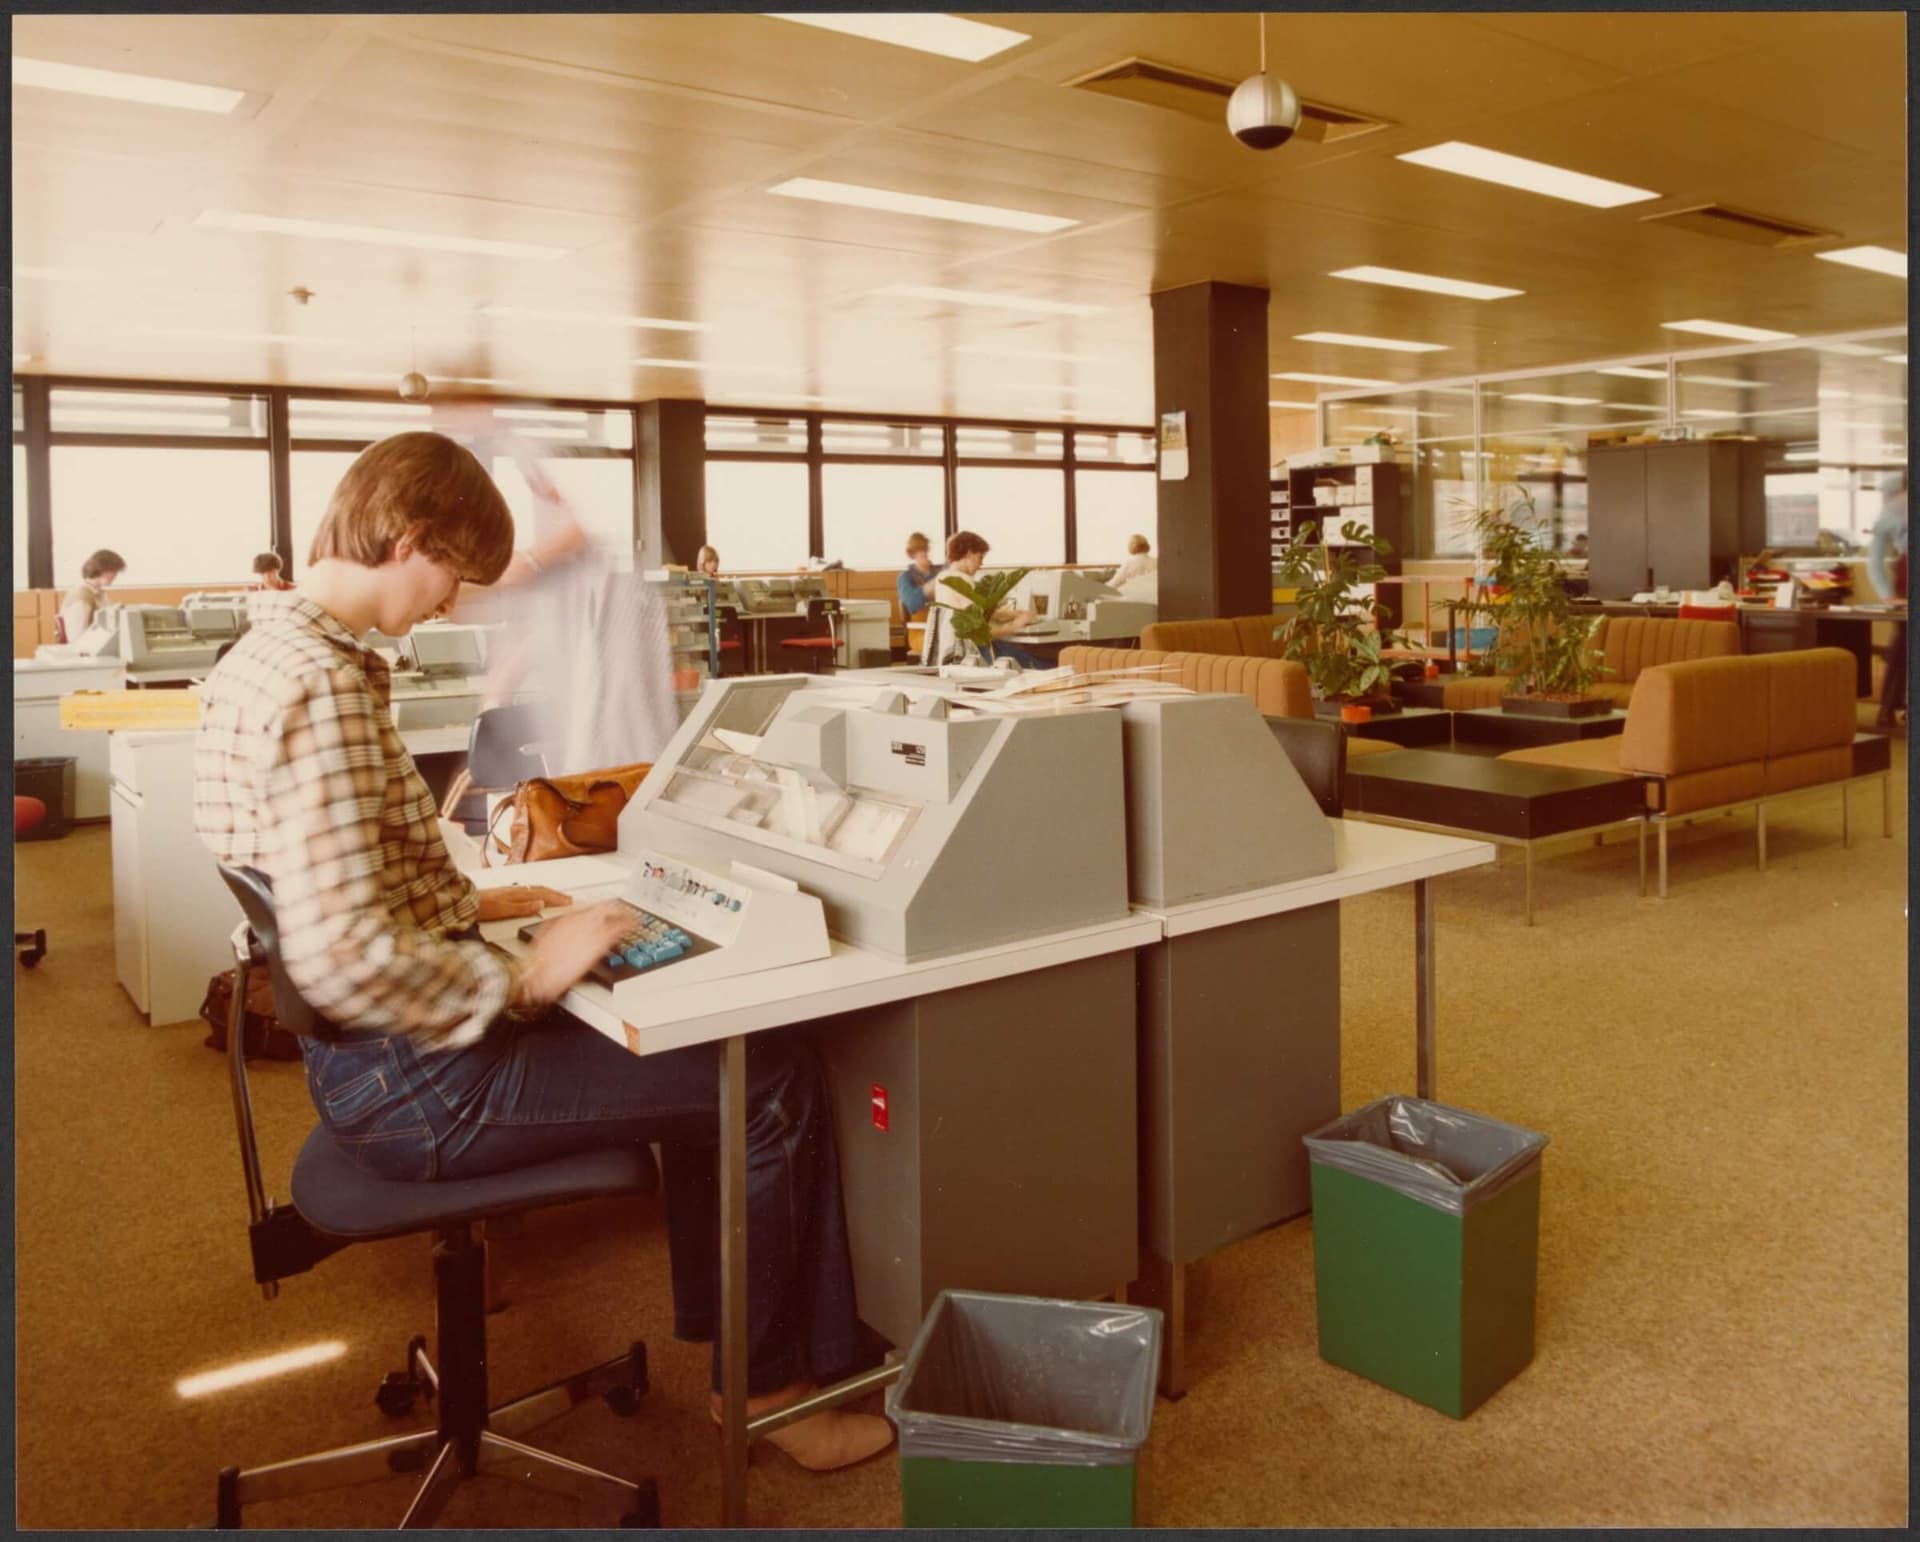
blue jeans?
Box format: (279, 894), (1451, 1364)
(301, 1014), (866, 1397)
(990, 640), (1047, 669)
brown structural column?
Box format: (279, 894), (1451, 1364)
(1150, 281), (1271, 621)
(636, 398), (707, 567)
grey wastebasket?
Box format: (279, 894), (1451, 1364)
(886, 1289), (1161, 1527)
(14, 757), (77, 840)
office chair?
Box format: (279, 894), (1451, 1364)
(14, 797), (48, 967)
(1263, 716), (1348, 818)
(440, 704), (548, 835)
(212, 865), (660, 1528)
(777, 597), (842, 675)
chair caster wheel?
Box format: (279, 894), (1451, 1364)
(604, 1385), (637, 1417)
(619, 1479), (661, 1527)
(375, 1373), (422, 1418)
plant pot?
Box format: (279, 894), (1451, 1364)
(1339, 704), (1372, 724)
(1499, 693), (1610, 719)
(1423, 662), (1440, 681)
(1314, 695), (1402, 720)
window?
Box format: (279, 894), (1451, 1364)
(822, 463), (943, 569)
(820, 419), (941, 456)
(1073, 470), (1155, 564)
(51, 446), (271, 584)
(954, 425), (1064, 460)
(705, 460), (809, 570)
(956, 466), (1065, 565)
(707, 415), (807, 454)
(49, 388), (265, 438)
(1074, 430), (1154, 466)
(491, 455), (635, 566)
(289, 451), (363, 568)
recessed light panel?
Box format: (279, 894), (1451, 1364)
(196, 211), (566, 260)
(1814, 245), (1908, 279)
(762, 13), (1029, 62)
(879, 285), (1104, 317)
(1328, 266), (1522, 301)
(1884, 354), (1907, 365)
(1503, 393), (1600, 406)
(769, 178), (1076, 233)
(953, 345), (1109, 364)
(1599, 366), (1669, 381)
(1271, 371), (1395, 388)
(482, 305), (701, 331)
(1293, 331), (1447, 354)
(1268, 400), (1318, 409)
(14, 55), (245, 114)
(1397, 141), (1658, 208)
(1662, 319), (1796, 343)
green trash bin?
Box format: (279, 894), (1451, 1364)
(1304, 1096), (1548, 1419)
(886, 1289), (1161, 1528)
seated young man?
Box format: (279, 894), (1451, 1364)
(920, 530), (1044, 668)
(193, 431), (890, 1472)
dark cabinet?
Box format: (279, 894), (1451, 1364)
(1586, 440), (1766, 598)
(1283, 455), (1408, 627)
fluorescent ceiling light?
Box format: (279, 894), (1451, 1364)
(196, 211), (566, 261)
(1603, 402), (1668, 413)
(14, 55), (245, 114)
(1811, 342), (1885, 358)
(1268, 400), (1318, 409)
(1294, 331), (1447, 354)
(481, 305), (700, 331)
(1599, 366), (1668, 381)
(294, 399), (433, 417)
(1783, 450), (1822, 463)
(763, 12), (1028, 62)
(770, 177), (1075, 233)
(1884, 353), (1907, 365)
(735, 392), (867, 407)
(1662, 319), (1796, 343)
(1681, 409), (1738, 420)
(1397, 141), (1658, 208)
(1814, 245), (1907, 279)
(1272, 371), (1395, 389)
(317, 371), (521, 387)
(1328, 265), (1522, 301)
(177, 1342), (347, 1400)
(1504, 393), (1600, 406)
(878, 285), (1104, 317)
(135, 325), (350, 347)
(1679, 374), (1766, 390)
(953, 345), (1110, 364)
(635, 358), (805, 377)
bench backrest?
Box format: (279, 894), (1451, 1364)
(1139, 615), (1285, 658)
(1618, 648), (1855, 777)
(1591, 614), (1740, 683)
(1059, 646), (1312, 718)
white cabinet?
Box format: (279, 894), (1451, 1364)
(14, 657), (125, 820)
(108, 730), (241, 1025)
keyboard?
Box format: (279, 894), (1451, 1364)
(518, 900), (713, 987)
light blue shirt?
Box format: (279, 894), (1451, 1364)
(1867, 491), (1907, 598)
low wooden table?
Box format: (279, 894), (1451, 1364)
(1452, 705), (1629, 749)
(1344, 749), (1647, 924)
(1341, 705), (1453, 748)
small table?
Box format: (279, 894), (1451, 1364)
(1344, 749), (1647, 924)
(1338, 705), (1453, 748)
(1452, 705), (1629, 749)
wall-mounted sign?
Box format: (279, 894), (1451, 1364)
(1158, 410), (1189, 482)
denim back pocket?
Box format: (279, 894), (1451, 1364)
(307, 1037), (436, 1181)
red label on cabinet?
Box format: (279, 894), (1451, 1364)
(870, 1084), (889, 1132)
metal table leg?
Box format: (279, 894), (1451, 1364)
(1522, 842), (1535, 927)
(718, 1034), (749, 1527)
(1637, 817), (1647, 896)
(1414, 878), (1436, 1100)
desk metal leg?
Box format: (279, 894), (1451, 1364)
(1637, 818), (1647, 896)
(1884, 770), (1893, 838)
(1756, 802), (1768, 870)
(1414, 878), (1436, 1101)
(1522, 842), (1535, 927)
(1842, 782), (1851, 848)
(718, 1034), (750, 1527)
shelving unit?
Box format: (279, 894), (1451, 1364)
(1269, 467), (1292, 559)
(1282, 447), (1409, 628)
(654, 571), (723, 713)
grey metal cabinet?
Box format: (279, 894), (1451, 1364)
(1586, 440), (1766, 597)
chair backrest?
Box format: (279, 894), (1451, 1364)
(1592, 614), (1741, 683)
(1139, 615), (1284, 658)
(467, 703), (546, 787)
(1264, 715), (1346, 816)
(216, 864), (325, 1037)
(804, 596), (843, 623)
(14, 796), (47, 837)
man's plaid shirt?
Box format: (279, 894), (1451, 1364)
(194, 591), (516, 1048)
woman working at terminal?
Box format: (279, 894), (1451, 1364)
(58, 547), (125, 643)
(192, 432), (892, 1473)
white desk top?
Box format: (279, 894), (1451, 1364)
(471, 855), (1157, 1058)
(403, 725), (473, 756)
(1135, 818), (1492, 937)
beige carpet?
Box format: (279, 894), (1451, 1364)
(11, 713), (1909, 1528)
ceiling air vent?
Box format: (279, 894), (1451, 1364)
(1640, 203), (1835, 248)
(1064, 57), (1391, 143)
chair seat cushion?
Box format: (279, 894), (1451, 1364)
(1344, 735), (1403, 759)
(291, 1127), (659, 1242)
(1499, 738), (1628, 775)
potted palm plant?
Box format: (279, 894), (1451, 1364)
(1273, 518), (1402, 719)
(1459, 491), (1607, 716)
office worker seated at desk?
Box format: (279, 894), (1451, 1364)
(1111, 533), (1157, 588)
(696, 543), (722, 579)
(896, 530), (935, 621)
(192, 432), (892, 1473)
(921, 529), (1045, 668)
(251, 551), (293, 591)
(59, 547), (125, 644)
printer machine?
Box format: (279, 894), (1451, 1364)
(1009, 568), (1156, 642)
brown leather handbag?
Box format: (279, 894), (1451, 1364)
(484, 763), (652, 865)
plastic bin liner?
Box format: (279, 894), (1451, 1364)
(886, 1290), (1161, 1468)
(1303, 1096), (1547, 1218)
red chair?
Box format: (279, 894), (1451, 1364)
(14, 797), (47, 967)
(1678, 603), (1736, 622)
(777, 598), (842, 675)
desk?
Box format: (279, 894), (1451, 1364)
(14, 655), (125, 819)
(1579, 599), (1903, 696)
(1127, 819), (1493, 1397)
(473, 855), (1156, 1525)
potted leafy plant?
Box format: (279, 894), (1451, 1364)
(936, 566), (1032, 663)
(1458, 490), (1607, 716)
(1272, 518), (1402, 717)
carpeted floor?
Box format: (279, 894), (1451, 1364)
(10, 712), (1910, 1528)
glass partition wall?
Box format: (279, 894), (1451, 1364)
(1317, 328), (1906, 560)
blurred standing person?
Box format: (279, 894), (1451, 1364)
(1867, 470), (1907, 730)
(59, 548), (125, 643)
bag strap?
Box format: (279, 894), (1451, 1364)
(438, 768), (473, 823)
(482, 793), (516, 868)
